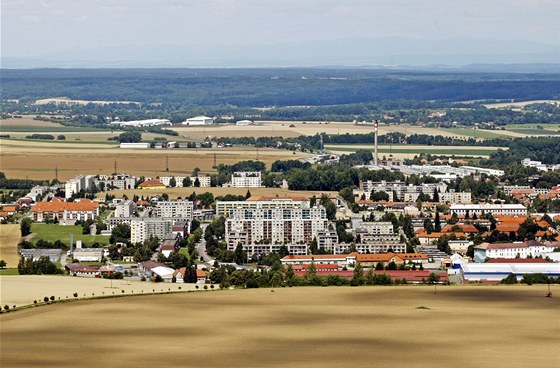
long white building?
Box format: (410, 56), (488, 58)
(181, 116), (214, 125)
(450, 203), (527, 216)
(110, 119), (171, 127)
(153, 200), (193, 220)
(231, 172), (262, 188)
(216, 197), (310, 217)
(159, 176), (211, 188)
(473, 241), (556, 262)
(65, 175), (95, 199)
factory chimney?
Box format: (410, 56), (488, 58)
(373, 120), (379, 166)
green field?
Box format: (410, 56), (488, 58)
(31, 224), (110, 247)
(0, 125), (110, 132)
(441, 128), (508, 139)
(506, 128), (560, 136)
(4, 138), (117, 145)
(325, 145), (502, 156)
(0, 268), (19, 276)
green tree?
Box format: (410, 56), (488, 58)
(434, 211), (442, 232)
(20, 218), (32, 237)
(351, 263), (364, 286)
(0, 259), (6, 269)
(169, 177), (177, 188)
(183, 176), (191, 187)
(423, 218), (434, 234)
(234, 243), (248, 265)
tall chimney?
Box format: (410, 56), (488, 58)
(374, 120), (379, 166)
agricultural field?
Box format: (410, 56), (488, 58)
(97, 187), (337, 201)
(0, 275), (190, 306)
(0, 139), (309, 180)
(0, 224), (21, 268)
(504, 124), (560, 136)
(324, 144), (505, 158)
(438, 128), (514, 139)
(1, 285), (558, 368)
(482, 100), (560, 109)
(30, 224), (110, 247)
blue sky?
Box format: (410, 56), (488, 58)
(2, 0), (559, 66)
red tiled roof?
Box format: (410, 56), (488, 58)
(487, 258), (548, 263)
(32, 199), (98, 213)
(139, 179), (165, 187)
(196, 269), (206, 278)
(247, 196), (309, 202)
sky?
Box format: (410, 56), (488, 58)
(1, 0), (559, 67)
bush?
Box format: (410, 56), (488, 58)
(43, 296), (49, 303)
(501, 273), (518, 284)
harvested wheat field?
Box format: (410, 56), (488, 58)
(0, 224), (21, 268)
(98, 187), (337, 201)
(0, 275), (194, 307)
(1, 286), (559, 368)
(0, 139), (309, 180)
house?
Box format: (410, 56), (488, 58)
(281, 253), (358, 269)
(138, 179), (166, 190)
(150, 266), (175, 282)
(196, 269), (207, 284)
(160, 234), (180, 258)
(65, 263), (100, 277)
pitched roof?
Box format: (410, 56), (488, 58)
(32, 199), (99, 213)
(138, 179), (165, 187)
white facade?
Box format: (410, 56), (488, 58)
(153, 200), (193, 220)
(216, 198), (309, 217)
(460, 263), (560, 282)
(439, 191), (472, 204)
(119, 143), (150, 149)
(115, 200), (135, 218)
(159, 176), (211, 188)
(450, 203), (527, 216)
(181, 116), (214, 125)
(131, 218), (173, 244)
(474, 241), (556, 262)
(97, 174), (138, 190)
(64, 175), (95, 199)
(225, 206), (328, 254)
(521, 158), (548, 171)
(231, 171), (262, 188)
(110, 119), (171, 127)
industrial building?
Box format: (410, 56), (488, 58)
(109, 119), (171, 127)
(181, 116), (214, 125)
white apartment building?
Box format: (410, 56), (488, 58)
(360, 180), (447, 202)
(131, 218), (173, 244)
(521, 158), (548, 172)
(159, 176), (211, 188)
(65, 175), (95, 199)
(231, 172), (262, 188)
(359, 221), (394, 234)
(216, 197), (309, 217)
(225, 206), (328, 255)
(153, 200), (193, 220)
(439, 191), (472, 204)
(114, 200), (135, 218)
(450, 203), (527, 216)
(96, 174), (138, 190)
(316, 230), (339, 253)
(473, 241), (556, 263)
(334, 243), (406, 254)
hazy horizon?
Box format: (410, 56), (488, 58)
(1, 0), (559, 68)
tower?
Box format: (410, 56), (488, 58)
(373, 120), (379, 166)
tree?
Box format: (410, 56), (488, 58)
(233, 243), (248, 265)
(433, 188), (440, 202)
(192, 167), (201, 177)
(20, 218), (32, 237)
(245, 190), (252, 199)
(351, 263), (364, 286)
(110, 223), (131, 244)
(183, 176), (191, 187)
(0, 259), (6, 269)
(423, 218), (434, 234)
(434, 211), (442, 232)
(386, 261), (397, 270)
(501, 273), (518, 284)
(194, 177), (201, 187)
(370, 190), (389, 201)
(428, 272), (440, 284)
(169, 177), (177, 188)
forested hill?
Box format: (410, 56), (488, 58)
(2, 68), (559, 106)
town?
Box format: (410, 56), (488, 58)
(3, 146), (559, 288)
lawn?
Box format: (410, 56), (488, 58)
(441, 128), (509, 139)
(31, 224), (110, 247)
(506, 128), (560, 136)
(0, 268), (19, 276)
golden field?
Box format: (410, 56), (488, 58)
(0, 275), (193, 307)
(0, 139), (310, 180)
(0, 224), (21, 268)
(97, 187), (337, 201)
(1, 285), (558, 368)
